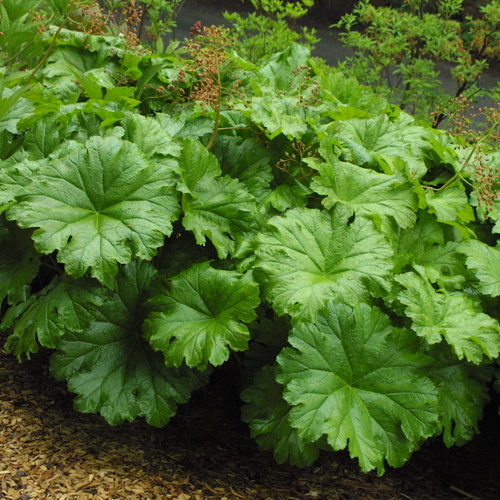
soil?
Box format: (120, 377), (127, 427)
(1, 341), (500, 500)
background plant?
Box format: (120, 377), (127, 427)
(0, 0), (96, 70)
(335, 0), (500, 125)
(223, 0), (319, 63)
(100, 0), (185, 52)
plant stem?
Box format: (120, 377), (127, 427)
(25, 21), (68, 87)
(427, 114), (500, 192)
(205, 65), (222, 151)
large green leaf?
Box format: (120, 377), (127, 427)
(145, 262), (261, 370)
(258, 44), (311, 93)
(50, 261), (205, 427)
(393, 211), (466, 288)
(0, 218), (39, 305)
(6, 136), (181, 286)
(177, 137), (220, 194)
(178, 138), (258, 258)
(316, 69), (387, 118)
(459, 239), (500, 297)
(211, 135), (273, 201)
(425, 183), (474, 225)
(3, 275), (107, 357)
(241, 365), (322, 467)
(23, 115), (64, 160)
(242, 94), (311, 139)
(253, 206), (393, 321)
(259, 184), (310, 213)
(396, 270), (500, 363)
(155, 110), (214, 140)
(310, 145), (418, 228)
(337, 115), (428, 178)
(0, 86), (34, 134)
(0, 158), (41, 209)
(339, 115), (406, 159)
(182, 175), (258, 258)
(426, 347), (492, 447)
(277, 302), (440, 474)
(120, 113), (181, 158)
(238, 47), (318, 137)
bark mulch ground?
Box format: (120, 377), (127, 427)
(1, 343), (500, 500)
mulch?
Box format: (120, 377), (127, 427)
(1, 342), (500, 500)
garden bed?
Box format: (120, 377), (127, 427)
(1, 344), (499, 500)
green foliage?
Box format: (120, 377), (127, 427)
(276, 302), (440, 474)
(6, 135), (181, 287)
(335, 0), (500, 125)
(101, 0), (184, 51)
(241, 365), (323, 466)
(50, 260), (207, 427)
(145, 262), (261, 370)
(252, 206), (393, 321)
(396, 269), (500, 362)
(0, 0), (49, 67)
(223, 0), (319, 63)
(2, 1), (500, 476)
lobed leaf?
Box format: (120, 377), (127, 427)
(50, 260), (205, 427)
(3, 275), (107, 357)
(253, 206), (393, 321)
(145, 262), (261, 370)
(259, 184), (310, 213)
(316, 70), (387, 118)
(396, 270), (500, 363)
(337, 115), (429, 178)
(393, 211), (466, 287)
(244, 94), (310, 139)
(179, 138), (258, 258)
(120, 113), (182, 158)
(0, 86), (33, 134)
(23, 115), (64, 159)
(241, 365), (322, 467)
(211, 135), (273, 201)
(459, 239), (500, 297)
(425, 183), (474, 225)
(339, 115), (405, 159)
(6, 136), (181, 287)
(310, 146), (418, 228)
(277, 302), (440, 474)
(0, 158), (41, 209)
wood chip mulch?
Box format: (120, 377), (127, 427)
(1, 343), (500, 500)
